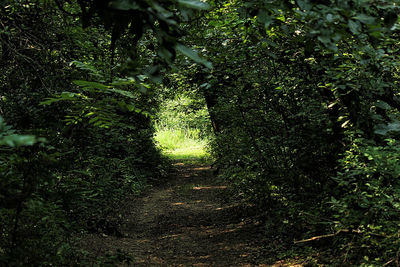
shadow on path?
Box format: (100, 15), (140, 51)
(79, 162), (299, 266)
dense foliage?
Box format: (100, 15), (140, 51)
(1, 0), (400, 265)
(177, 0), (400, 265)
(0, 1), (168, 264)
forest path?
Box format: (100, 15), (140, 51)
(80, 162), (288, 266)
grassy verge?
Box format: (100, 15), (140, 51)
(154, 128), (211, 164)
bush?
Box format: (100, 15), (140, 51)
(330, 138), (400, 265)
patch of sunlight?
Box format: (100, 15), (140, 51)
(163, 148), (211, 164)
(155, 129), (211, 163)
(192, 186), (227, 190)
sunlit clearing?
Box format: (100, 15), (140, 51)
(154, 128), (211, 163)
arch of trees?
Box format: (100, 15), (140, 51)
(1, 0), (400, 265)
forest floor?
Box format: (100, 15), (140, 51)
(79, 161), (304, 266)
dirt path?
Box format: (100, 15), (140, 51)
(80, 162), (277, 266)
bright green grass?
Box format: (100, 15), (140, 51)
(154, 128), (211, 163)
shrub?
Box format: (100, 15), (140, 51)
(330, 138), (400, 265)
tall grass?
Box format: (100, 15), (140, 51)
(154, 127), (203, 150)
(154, 127), (210, 162)
(153, 95), (212, 162)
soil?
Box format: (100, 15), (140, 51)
(79, 162), (300, 266)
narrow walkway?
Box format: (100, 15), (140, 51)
(80, 162), (272, 266)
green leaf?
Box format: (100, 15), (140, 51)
(175, 44), (212, 68)
(70, 61), (104, 78)
(385, 122), (400, 132)
(326, 14), (334, 23)
(124, 103), (141, 113)
(341, 120), (351, 128)
(89, 117), (100, 124)
(108, 88), (136, 99)
(0, 134), (37, 147)
(348, 20), (361, 34)
(375, 121), (400, 135)
(111, 78), (135, 86)
(257, 11), (273, 29)
(354, 14), (375, 25)
(296, 0), (312, 11)
(317, 35), (331, 44)
(158, 47), (174, 63)
(375, 101), (391, 110)
(40, 98), (60, 105)
(177, 0), (209, 10)
(40, 92), (80, 105)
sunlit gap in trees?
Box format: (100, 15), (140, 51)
(153, 96), (212, 163)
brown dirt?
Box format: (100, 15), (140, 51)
(79, 162), (301, 266)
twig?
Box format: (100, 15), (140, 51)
(294, 229), (388, 244)
(383, 259), (394, 267)
(294, 229), (349, 244)
(343, 235), (355, 265)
